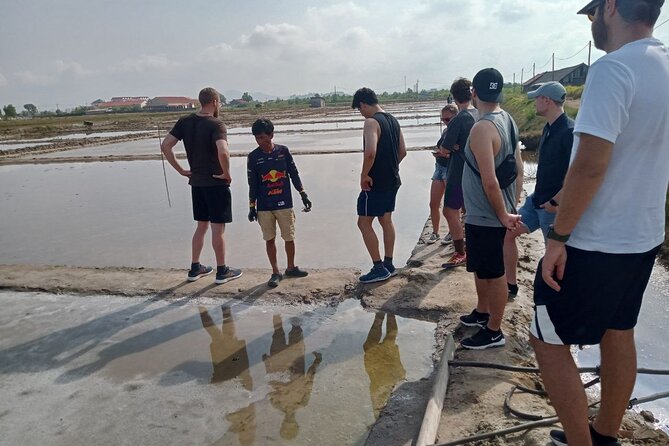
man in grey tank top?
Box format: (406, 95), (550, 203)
(458, 68), (523, 350)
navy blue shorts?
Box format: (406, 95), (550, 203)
(531, 244), (660, 345)
(444, 181), (464, 210)
(357, 189), (398, 217)
(465, 224), (507, 279)
(191, 185), (232, 224)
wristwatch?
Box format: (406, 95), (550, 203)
(546, 225), (570, 243)
(549, 198), (559, 206)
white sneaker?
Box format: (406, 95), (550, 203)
(426, 233), (440, 244)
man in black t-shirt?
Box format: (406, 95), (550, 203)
(161, 87), (242, 285)
(352, 87), (407, 284)
(247, 118), (312, 288)
(503, 82), (573, 298)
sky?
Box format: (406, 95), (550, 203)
(1, 0), (668, 111)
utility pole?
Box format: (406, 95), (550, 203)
(513, 72), (516, 92)
(552, 53), (555, 81)
(520, 68), (524, 92)
(533, 62), (536, 78)
(587, 40), (592, 66)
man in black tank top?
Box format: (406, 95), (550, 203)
(351, 88), (407, 284)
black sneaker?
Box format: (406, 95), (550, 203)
(508, 283), (519, 299)
(268, 273), (283, 287)
(285, 267), (308, 278)
(461, 326), (505, 350)
(459, 309), (490, 327)
(215, 267), (242, 285)
(359, 265), (391, 283)
(549, 426), (621, 446)
(187, 264), (213, 282)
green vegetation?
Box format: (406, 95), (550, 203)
(2, 104), (17, 119)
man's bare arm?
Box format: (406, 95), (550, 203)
(398, 130), (407, 163)
(360, 118), (380, 190)
(160, 134), (190, 177)
(514, 142), (524, 205)
(213, 139), (231, 182)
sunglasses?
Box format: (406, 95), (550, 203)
(586, 0), (604, 21)
(442, 117), (451, 123)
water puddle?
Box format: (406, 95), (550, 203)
(0, 292), (435, 446)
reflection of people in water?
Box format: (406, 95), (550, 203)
(199, 305), (256, 446)
(263, 314), (322, 440)
(363, 312), (406, 419)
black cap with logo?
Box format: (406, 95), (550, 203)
(472, 68), (504, 103)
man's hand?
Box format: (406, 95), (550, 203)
(360, 174), (373, 191)
(500, 213), (522, 231)
(212, 172), (231, 184)
(300, 191), (312, 212)
(540, 200), (559, 213)
(541, 239), (567, 292)
(248, 206), (257, 222)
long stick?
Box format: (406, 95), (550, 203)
(158, 128), (172, 208)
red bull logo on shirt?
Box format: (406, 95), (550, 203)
(261, 169), (287, 183)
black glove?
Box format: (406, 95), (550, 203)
(300, 191), (312, 212)
(248, 206), (257, 222)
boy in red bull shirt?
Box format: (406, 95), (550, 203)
(247, 118), (312, 288)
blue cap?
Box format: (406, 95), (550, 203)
(527, 81), (567, 102)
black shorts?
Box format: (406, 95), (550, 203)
(465, 224), (506, 279)
(444, 181), (464, 210)
(357, 189), (398, 217)
(531, 244), (661, 345)
(191, 185), (232, 223)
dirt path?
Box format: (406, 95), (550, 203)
(0, 221), (666, 446)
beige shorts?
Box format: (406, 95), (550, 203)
(257, 209), (296, 241)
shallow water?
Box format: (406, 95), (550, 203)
(0, 292), (435, 446)
(0, 151), (433, 270)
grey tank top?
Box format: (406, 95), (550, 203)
(462, 110), (518, 227)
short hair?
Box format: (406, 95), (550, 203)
(442, 104), (458, 115)
(251, 118), (274, 136)
(616, 0), (663, 26)
(449, 78), (473, 104)
(351, 87), (378, 109)
(198, 87), (219, 106)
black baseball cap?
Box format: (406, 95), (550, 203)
(578, 0), (665, 14)
(472, 68), (504, 103)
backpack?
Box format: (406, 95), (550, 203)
(464, 116), (518, 189)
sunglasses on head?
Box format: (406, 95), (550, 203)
(586, 0), (604, 21)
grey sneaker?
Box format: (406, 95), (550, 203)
(215, 267), (243, 285)
(440, 233), (453, 245)
(461, 326), (505, 350)
(187, 264), (213, 282)
(268, 273), (282, 288)
(426, 233), (440, 244)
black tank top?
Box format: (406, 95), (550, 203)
(368, 112), (401, 191)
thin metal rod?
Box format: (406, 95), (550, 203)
(158, 128), (172, 208)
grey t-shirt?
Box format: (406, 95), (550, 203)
(462, 110), (518, 227)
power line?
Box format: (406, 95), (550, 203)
(537, 54), (553, 70)
(556, 42), (590, 61)
(655, 17), (669, 30)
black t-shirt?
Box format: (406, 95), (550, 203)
(247, 144), (304, 211)
(440, 108), (477, 186)
(368, 112), (402, 191)
(169, 114), (228, 187)
(435, 130), (450, 168)
(532, 113), (574, 207)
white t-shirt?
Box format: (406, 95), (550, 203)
(569, 38), (669, 254)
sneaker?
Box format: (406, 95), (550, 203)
(459, 309), (490, 327)
(440, 233), (453, 245)
(267, 273), (282, 288)
(215, 267), (243, 285)
(426, 233), (440, 244)
(187, 264), (213, 282)
(359, 265), (391, 284)
(461, 326), (505, 350)
(549, 426), (621, 446)
(285, 267), (308, 278)
(442, 252), (466, 269)
(384, 262), (398, 277)
(508, 283), (519, 299)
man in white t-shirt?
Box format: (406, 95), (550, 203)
(529, 1), (669, 445)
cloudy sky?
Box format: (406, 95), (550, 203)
(1, 0), (668, 111)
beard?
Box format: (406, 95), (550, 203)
(592, 9), (609, 50)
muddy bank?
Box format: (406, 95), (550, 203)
(2, 221), (667, 445)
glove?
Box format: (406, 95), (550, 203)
(248, 206), (257, 222)
(300, 191), (312, 212)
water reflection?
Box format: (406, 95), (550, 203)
(363, 313), (406, 419)
(264, 315), (322, 440)
(199, 305), (257, 445)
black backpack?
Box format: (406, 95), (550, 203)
(464, 116), (518, 189)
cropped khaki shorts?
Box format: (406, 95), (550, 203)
(257, 208), (296, 241)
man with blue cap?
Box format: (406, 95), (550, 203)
(503, 81), (574, 299)
(529, 1), (669, 445)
